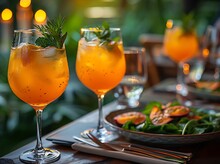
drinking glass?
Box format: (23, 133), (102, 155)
(177, 25), (220, 107)
(115, 47), (147, 109)
(8, 29), (69, 163)
(163, 20), (199, 100)
(76, 27), (126, 142)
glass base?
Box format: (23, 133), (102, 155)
(81, 128), (118, 143)
(117, 97), (140, 109)
(19, 148), (60, 164)
(81, 128), (94, 139)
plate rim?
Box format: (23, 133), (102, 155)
(187, 85), (220, 99)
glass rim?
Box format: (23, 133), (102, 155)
(81, 27), (121, 32)
(13, 29), (41, 34)
(124, 47), (146, 53)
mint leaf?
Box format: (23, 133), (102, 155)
(84, 22), (119, 49)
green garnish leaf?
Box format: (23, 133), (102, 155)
(84, 22), (120, 48)
(181, 12), (196, 34)
(95, 22), (110, 40)
(34, 16), (67, 48)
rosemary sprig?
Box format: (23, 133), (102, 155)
(34, 16), (67, 49)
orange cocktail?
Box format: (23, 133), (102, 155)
(163, 19), (199, 104)
(8, 19), (68, 163)
(76, 26), (125, 142)
(76, 38), (125, 95)
(164, 25), (198, 63)
(8, 44), (69, 110)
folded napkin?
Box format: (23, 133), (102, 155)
(71, 143), (176, 164)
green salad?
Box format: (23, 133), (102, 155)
(118, 101), (220, 135)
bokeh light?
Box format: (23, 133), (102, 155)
(20, 0), (31, 8)
(1, 8), (13, 21)
(183, 63), (190, 75)
(166, 19), (173, 29)
(34, 9), (47, 23)
(202, 48), (209, 58)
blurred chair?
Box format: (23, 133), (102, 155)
(139, 34), (177, 87)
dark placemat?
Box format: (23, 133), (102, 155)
(46, 121), (96, 145)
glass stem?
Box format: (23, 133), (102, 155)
(177, 61), (188, 97)
(34, 109), (45, 158)
(97, 94), (104, 134)
(177, 62), (184, 85)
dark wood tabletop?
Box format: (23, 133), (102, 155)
(2, 79), (220, 164)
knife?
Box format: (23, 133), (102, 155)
(49, 139), (74, 146)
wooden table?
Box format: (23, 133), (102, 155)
(2, 79), (220, 164)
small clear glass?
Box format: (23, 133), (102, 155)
(115, 47), (148, 109)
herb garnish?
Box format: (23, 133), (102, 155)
(181, 13), (196, 35)
(85, 22), (120, 47)
(34, 16), (67, 49)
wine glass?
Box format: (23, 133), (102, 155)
(8, 29), (69, 163)
(163, 19), (199, 100)
(177, 25), (220, 106)
(76, 27), (126, 142)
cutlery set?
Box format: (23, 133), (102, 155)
(73, 133), (192, 164)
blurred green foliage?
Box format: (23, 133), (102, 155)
(0, 0), (220, 157)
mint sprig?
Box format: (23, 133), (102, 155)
(34, 16), (67, 49)
(85, 22), (120, 47)
(94, 22), (111, 45)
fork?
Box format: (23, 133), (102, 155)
(86, 132), (188, 164)
(86, 132), (192, 160)
(111, 141), (192, 161)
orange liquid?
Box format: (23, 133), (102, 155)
(76, 39), (126, 95)
(8, 44), (69, 110)
(164, 27), (199, 63)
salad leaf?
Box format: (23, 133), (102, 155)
(162, 123), (179, 133)
(142, 101), (162, 115)
(169, 101), (181, 107)
(122, 121), (137, 131)
(182, 120), (198, 135)
(121, 101), (220, 135)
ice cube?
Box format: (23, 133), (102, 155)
(87, 39), (99, 46)
(80, 38), (99, 47)
(17, 43), (28, 48)
(42, 47), (57, 57)
(19, 44), (32, 66)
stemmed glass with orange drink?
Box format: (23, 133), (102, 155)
(8, 18), (69, 163)
(163, 18), (199, 100)
(76, 23), (126, 142)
